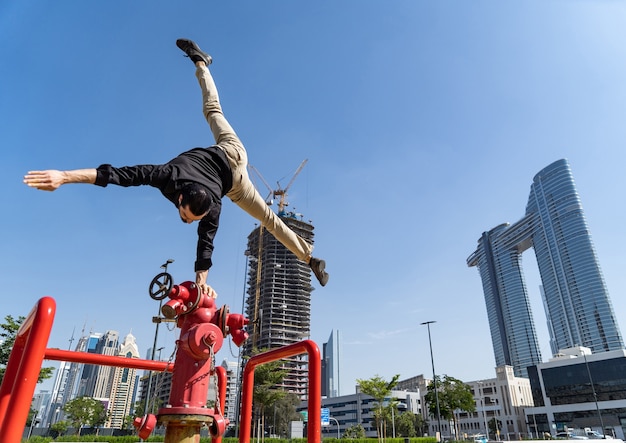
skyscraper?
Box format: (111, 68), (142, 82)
(468, 159), (623, 377)
(85, 330), (120, 399)
(242, 214), (315, 398)
(46, 360), (71, 425)
(219, 359), (240, 430)
(106, 332), (139, 428)
(527, 160), (622, 354)
(322, 330), (341, 398)
(76, 332), (104, 398)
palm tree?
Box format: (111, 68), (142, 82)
(250, 349), (288, 443)
(357, 374), (400, 443)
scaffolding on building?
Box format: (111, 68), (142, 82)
(242, 161), (315, 399)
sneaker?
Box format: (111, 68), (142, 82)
(309, 257), (329, 287)
(176, 38), (212, 66)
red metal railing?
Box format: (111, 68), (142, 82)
(0, 297), (56, 442)
(239, 340), (321, 443)
(0, 297), (321, 443)
(214, 365), (227, 443)
(0, 297), (174, 443)
(45, 348), (174, 372)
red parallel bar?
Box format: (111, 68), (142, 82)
(213, 365), (227, 443)
(44, 348), (175, 372)
(0, 297), (56, 443)
(239, 340), (321, 443)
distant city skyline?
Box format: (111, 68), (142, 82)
(41, 329), (139, 428)
(468, 159), (624, 377)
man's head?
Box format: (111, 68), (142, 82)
(178, 183), (211, 223)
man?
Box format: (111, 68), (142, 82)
(24, 38), (329, 292)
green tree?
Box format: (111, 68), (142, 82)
(357, 373), (400, 443)
(488, 417), (503, 439)
(396, 411), (418, 437)
(0, 315), (54, 384)
(50, 420), (69, 437)
(133, 398), (145, 418)
(414, 412), (428, 436)
(249, 350), (288, 442)
(270, 392), (301, 437)
(381, 399), (400, 438)
(132, 395), (163, 422)
(424, 375), (475, 438)
(344, 424), (366, 438)
(25, 407), (37, 426)
(122, 414), (135, 430)
(396, 411), (428, 437)
(63, 396), (108, 435)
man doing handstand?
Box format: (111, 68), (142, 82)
(24, 38), (329, 293)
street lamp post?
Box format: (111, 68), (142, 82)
(145, 258), (174, 417)
(234, 252), (251, 438)
(494, 414), (500, 441)
(330, 417), (340, 439)
(583, 351), (606, 436)
(421, 321), (442, 442)
(489, 399), (500, 441)
(27, 414), (40, 439)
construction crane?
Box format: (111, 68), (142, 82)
(247, 159), (308, 348)
(249, 159), (308, 216)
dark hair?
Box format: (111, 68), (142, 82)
(179, 183), (212, 216)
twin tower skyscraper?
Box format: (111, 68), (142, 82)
(468, 159), (623, 377)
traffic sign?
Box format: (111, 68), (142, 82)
(321, 407), (330, 426)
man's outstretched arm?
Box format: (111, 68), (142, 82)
(195, 269), (216, 298)
(24, 169), (97, 191)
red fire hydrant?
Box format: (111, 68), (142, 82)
(134, 281), (248, 442)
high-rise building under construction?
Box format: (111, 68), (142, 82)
(242, 213), (315, 398)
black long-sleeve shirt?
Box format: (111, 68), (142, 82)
(94, 146), (233, 272)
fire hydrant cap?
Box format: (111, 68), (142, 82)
(186, 323), (223, 358)
(133, 414), (157, 440)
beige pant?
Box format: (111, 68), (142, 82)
(195, 65), (313, 263)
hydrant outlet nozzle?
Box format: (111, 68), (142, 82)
(161, 304), (177, 319)
(133, 414), (157, 440)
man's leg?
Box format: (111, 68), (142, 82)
(176, 38), (246, 167)
(232, 173), (329, 286)
(176, 39), (329, 285)
(232, 173), (314, 262)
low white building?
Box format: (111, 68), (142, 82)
(458, 366), (534, 440)
(298, 387), (422, 438)
(398, 367), (533, 440)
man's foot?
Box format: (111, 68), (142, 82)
(310, 257), (329, 287)
(176, 38), (212, 66)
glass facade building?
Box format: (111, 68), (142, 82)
(525, 349), (626, 438)
(468, 159), (623, 377)
(322, 329), (341, 398)
(527, 160), (622, 355)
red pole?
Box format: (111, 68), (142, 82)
(212, 365), (228, 443)
(239, 340), (321, 443)
(45, 348), (174, 372)
(0, 297), (56, 443)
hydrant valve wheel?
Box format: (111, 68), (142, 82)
(149, 272), (173, 300)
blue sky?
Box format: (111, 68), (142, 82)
(3, 1), (626, 396)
